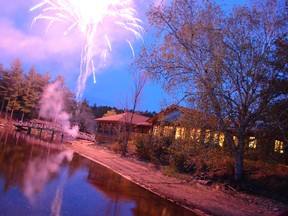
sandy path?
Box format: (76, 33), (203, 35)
(66, 140), (277, 216)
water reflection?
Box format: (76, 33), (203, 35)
(0, 129), (195, 216)
(23, 150), (73, 203)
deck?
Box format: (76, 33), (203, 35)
(14, 120), (95, 142)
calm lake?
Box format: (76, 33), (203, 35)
(0, 129), (195, 216)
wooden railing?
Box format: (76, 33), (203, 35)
(14, 121), (95, 142)
(14, 121), (62, 132)
(77, 131), (95, 142)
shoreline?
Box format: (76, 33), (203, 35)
(65, 140), (287, 216)
(68, 144), (204, 215)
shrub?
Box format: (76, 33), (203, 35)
(135, 136), (152, 161)
(150, 136), (173, 165)
(169, 139), (196, 173)
(135, 136), (173, 164)
(136, 135), (229, 177)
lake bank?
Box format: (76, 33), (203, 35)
(65, 140), (288, 216)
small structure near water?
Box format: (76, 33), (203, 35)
(95, 112), (152, 142)
(14, 119), (64, 140)
(14, 119), (95, 142)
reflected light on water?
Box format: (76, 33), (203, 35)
(51, 178), (64, 216)
(0, 129), (196, 216)
(23, 150), (73, 204)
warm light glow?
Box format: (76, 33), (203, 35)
(175, 127), (185, 139)
(213, 132), (224, 147)
(233, 136), (238, 146)
(31, 0), (143, 99)
(204, 129), (210, 143)
(219, 133), (225, 147)
(164, 126), (173, 137)
(195, 129), (201, 142)
(248, 136), (257, 149)
(274, 140), (284, 153)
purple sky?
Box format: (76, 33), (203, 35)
(0, 0), (246, 112)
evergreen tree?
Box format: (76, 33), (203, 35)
(5, 59), (24, 120)
(0, 65), (10, 113)
(21, 66), (42, 121)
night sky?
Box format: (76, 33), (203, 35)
(0, 0), (246, 112)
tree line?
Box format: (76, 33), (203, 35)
(0, 59), (155, 133)
(0, 59), (52, 121)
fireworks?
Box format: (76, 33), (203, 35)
(30, 0), (143, 99)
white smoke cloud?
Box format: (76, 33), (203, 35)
(39, 81), (78, 137)
(23, 150), (73, 204)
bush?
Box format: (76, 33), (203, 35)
(135, 136), (173, 165)
(169, 139), (196, 173)
(150, 136), (173, 165)
(135, 136), (152, 161)
(136, 135), (228, 176)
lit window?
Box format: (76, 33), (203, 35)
(274, 140), (284, 154)
(163, 126), (168, 136)
(163, 126), (173, 137)
(175, 127), (181, 139)
(153, 126), (159, 136)
(248, 136), (257, 149)
(233, 136), (238, 146)
(181, 127), (186, 139)
(195, 129), (201, 142)
(219, 133), (225, 147)
(204, 129), (211, 143)
(190, 129), (195, 140)
(213, 133), (218, 144)
(213, 133), (225, 147)
(175, 127), (186, 139)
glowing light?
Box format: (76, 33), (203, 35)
(31, 0), (144, 99)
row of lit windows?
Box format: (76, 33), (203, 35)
(233, 136), (284, 153)
(154, 126), (225, 146)
(154, 126), (285, 154)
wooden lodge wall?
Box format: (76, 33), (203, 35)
(95, 121), (151, 143)
(151, 124), (288, 164)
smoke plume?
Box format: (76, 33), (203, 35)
(39, 81), (78, 137)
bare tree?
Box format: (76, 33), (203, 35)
(122, 72), (147, 157)
(134, 0), (287, 181)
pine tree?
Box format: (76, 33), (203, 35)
(0, 65), (10, 114)
(5, 59), (24, 120)
(21, 66), (42, 121)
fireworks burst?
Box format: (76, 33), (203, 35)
(30, 0), (144, 99)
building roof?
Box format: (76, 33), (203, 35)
(147, 104), (190, 123)
(95, 112), (151, 126)
(147, 104), (217, 127)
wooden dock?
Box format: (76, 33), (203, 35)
(14, 119), (95, 142)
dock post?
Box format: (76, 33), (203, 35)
(27, 127), (31, 135)
(39, 129), (42, 137)
(51, 131), (55, 141)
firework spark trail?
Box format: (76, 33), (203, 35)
(30, 0), (144, 100)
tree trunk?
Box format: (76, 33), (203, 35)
(10, 107), (14, 121)
(235, 150), (244, 181)
(5, 108), (8, 120)
(122, 128), (130, 157)
(235, 140), (244, 182)
(0, 99), (5, 114)
(21, 112), (25, 122)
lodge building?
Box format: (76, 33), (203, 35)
(95, 105), (287, 163)
(95, 112), (151, 142)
